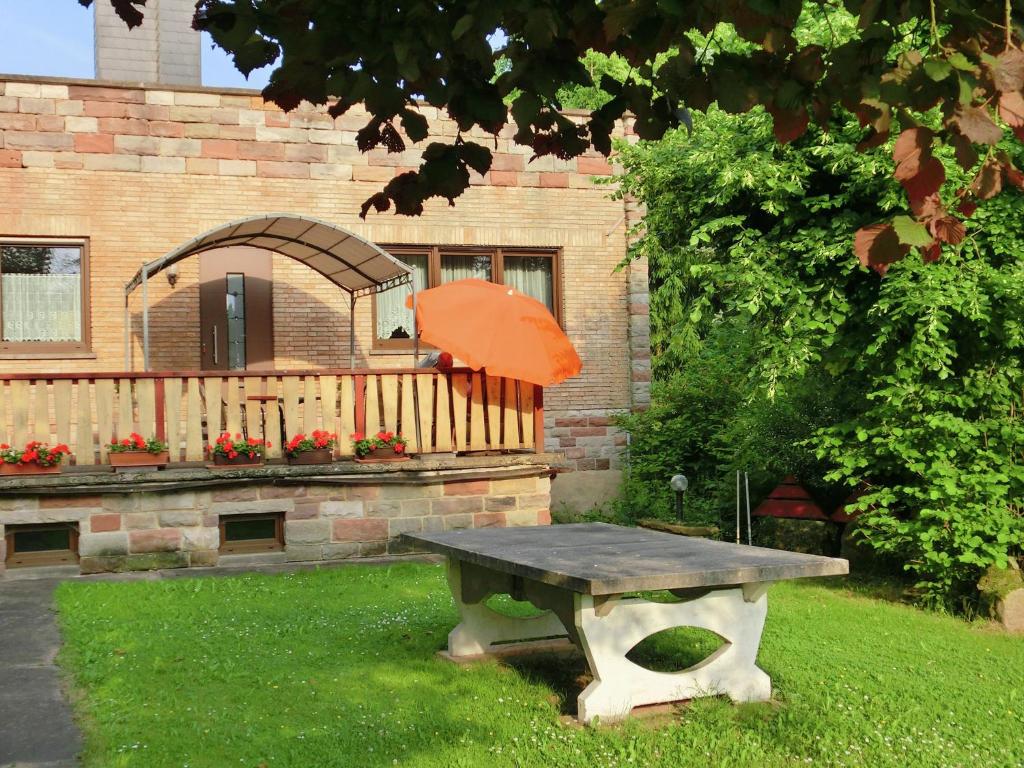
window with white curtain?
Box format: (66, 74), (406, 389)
(0, 243), (87, 350)
(374, 246), (560, 348)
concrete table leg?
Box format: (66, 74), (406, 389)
(574, 583), (772, 724)
(445, 558), (570, 656)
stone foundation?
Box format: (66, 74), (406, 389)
(0, 456), (554, 577)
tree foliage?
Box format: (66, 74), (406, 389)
(616, 106), (1024, 605)
(84, 0), (1024, 265)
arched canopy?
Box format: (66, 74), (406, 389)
(125, 214), (412, 298)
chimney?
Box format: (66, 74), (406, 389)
(94, 0), (201, 85)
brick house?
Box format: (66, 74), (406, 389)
(0, 0), (650, 576)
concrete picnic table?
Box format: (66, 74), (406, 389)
(404, 522), (849, 724)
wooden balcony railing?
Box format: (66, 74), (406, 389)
(0, 368), (543, 465)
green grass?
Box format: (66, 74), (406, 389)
(55, 564), (1024, 768)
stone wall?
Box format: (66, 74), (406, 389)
(0, 464), (552, 576)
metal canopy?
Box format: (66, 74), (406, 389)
(123, 214), (417, 371)
(124, 214), (412, 298)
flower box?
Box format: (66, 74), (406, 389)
(355, 446), (410, 464)
(286, 448), (334, 466)
(109, 450), (170, 471)
(212, 453), (264, 468)
(0, 462), (61, 476)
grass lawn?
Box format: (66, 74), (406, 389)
(55, 563), (1024, 768)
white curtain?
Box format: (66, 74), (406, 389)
(504, 256), (553, 311)
(2, 274), (81, 342)
(376, 254), (428, 340)
(441, 254), (491, 282)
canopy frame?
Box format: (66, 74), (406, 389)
(123, 214), (417, 371)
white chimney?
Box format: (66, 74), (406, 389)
(94, 0), (201, 85)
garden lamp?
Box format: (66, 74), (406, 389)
(670, 474), (688, 522)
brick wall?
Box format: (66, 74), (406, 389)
(0, 75), (650, 470)
(0, 469), (552, 576)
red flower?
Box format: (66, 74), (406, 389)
(0, 443), (8, 450)
(228, 450), (238, 459)
(394, 443), (405, 454)
(235, 433), (242, 439)
(351, 432), (364, 441)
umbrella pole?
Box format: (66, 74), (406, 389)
(349, 293), (356, 369)
(410, 284), (424, 453)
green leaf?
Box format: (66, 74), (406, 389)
(892, 215), (933, 247)
(452, 14), (474, 40)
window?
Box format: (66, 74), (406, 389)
(374, 247), (561, 348)
(225, 273), (246, 370)
(219, 512), (284, 554)
(5, 523), (79, 568)
(0, 240), (89, 354)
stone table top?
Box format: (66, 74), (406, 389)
(405, 522), (849, 595)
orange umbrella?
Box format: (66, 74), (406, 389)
(406, 279), (582, 386)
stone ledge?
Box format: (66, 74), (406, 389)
(0, 454), (562, 497)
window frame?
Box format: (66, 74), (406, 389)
(5, 522), (80, 568)
(219, 512), (285, 555)
(372, 245), (563, 351)
(0, 237), (91, 357)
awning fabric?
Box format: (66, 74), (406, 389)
(124, 214), (411, 297)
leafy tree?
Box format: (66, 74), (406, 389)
(84, 0), (1024, 269)
(616, 105), (1024, 606)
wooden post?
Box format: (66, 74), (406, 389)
(354, 374), (367, 436)
(154, 379), (166, 442)
(533, 385), (544, 454)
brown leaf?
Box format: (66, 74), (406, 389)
(768, 104), (809, 143)
(957, 199), (978, 218)
(954, 105), (1005, 144)
(1005, 162), (1024, 189)
(854, 223), (910, 272)
(900, 156), (945, 202)
(998, 91), (1024, 127)
(929, 216), (966, 245)
(972, 159), (1004, 199)
(922, 242), (942, 263)
(892, 127), (932, 170)
(993, 49), (1024, 93)
(950, 131), (979, 171)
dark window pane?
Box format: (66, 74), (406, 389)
(441, 253), (492, 282)
(224, 517), (277, 542)
(1, 245), (83, 342)
(225, 273), (246, 370)
(14, 527), (71, 552)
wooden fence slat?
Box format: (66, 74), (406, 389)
(319, 374), (338, 445)
(400, 374), (418, 452)
(164, 377), (183, 462)
(225, 376), (241, 437)
(244, 377), (262, 443)
(450, 373), (470, 451)
(503, 379), (521, 449)
(32, 380), (50, 442)
(263, 377), (282, 458)
(185, 378), (204, 461)
(281, 376), (301, 440)
(0, 382), (8, 447)
(117, 378), (134, 438)
(94, 379), (114, 462)
(136, 379), (156, 438)
(381, 374), (399, 433)
(76, 380), (96, 464)
(54, 380), (73, 449)
(469, 373), (486, 451)
(338, 376), (355, 456)
(204, 377), (223, 440)
(11, 380), (30, 448)
(416, 374), (435, 453)
(435, 375), (453, 452)
(521, 383), (535, 449)
(365, 375), (381, 436)
(485, 375), (502, 449)
(303, 376), (318, 431)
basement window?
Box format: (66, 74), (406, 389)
(5, 523), (79, 568)
(219, 512), (284, 554)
